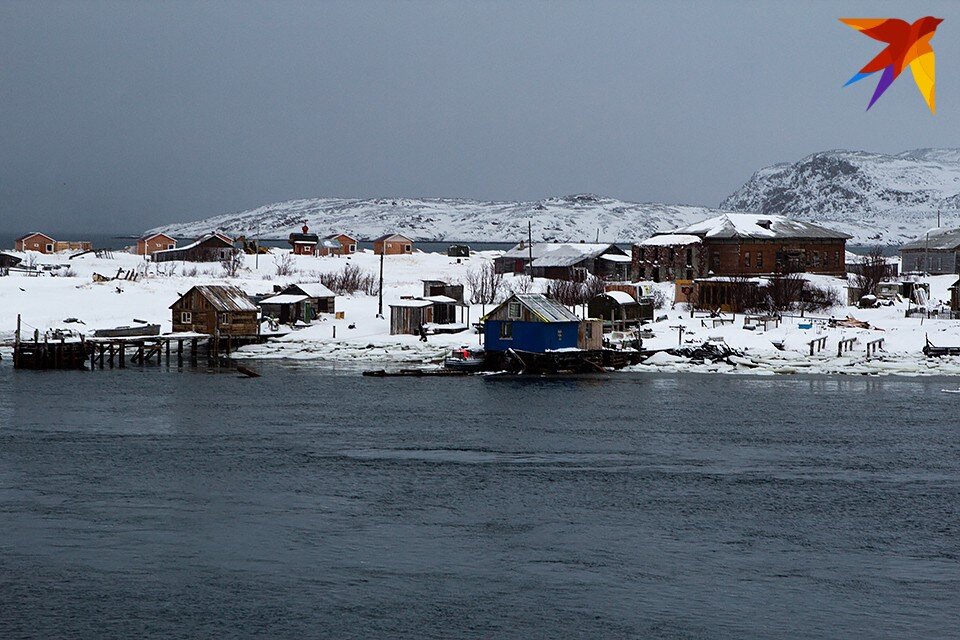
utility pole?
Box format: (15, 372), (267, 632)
(527, 220), (534, 282)
(925, 230), (930, 274)
(255, 221), (261, 270)
(377, 252), (384, 317)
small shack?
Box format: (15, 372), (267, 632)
(170, 285), (259, 336)
(482, 293), (581, 353)
(0, 251), (23, 271)
(153, 233), (235, 263)
(950, 279), (960, 312)
(692, 277), (766, 313)
(258, 294), (311, 324)
(373, 234), (414, 255)
(281, 283), (336, 314)
(587, 291), (652, 329)
(389, 299), (434, 335)
(422, 279), (465, 303)
(137, 233), (177, 256)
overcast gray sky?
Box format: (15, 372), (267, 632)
(1, 0), (957, 233)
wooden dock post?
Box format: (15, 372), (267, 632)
(119, 341), (126, 368)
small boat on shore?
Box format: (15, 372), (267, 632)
(443, 346), (486, 372)
(93, 324), (161, 338)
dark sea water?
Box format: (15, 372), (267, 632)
(1, 362), (958, 639)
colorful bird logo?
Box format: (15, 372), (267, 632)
(841, 16), (942, 113)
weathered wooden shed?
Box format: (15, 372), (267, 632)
(258, 294), (311, 324)
(422, 279), (465, 303)
(389, 299), (434, 335)
(170, 285), (259, 336)
(281, 283), (336, 314)
(0, 252), (23, 270)
(153, 233), (235, 263)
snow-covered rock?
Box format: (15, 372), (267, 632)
(722, 148), (960, 244)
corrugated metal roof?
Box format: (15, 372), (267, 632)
(668, 214), (850, 240)
(513, 294), (580, 322)
(901, 227), (960, 251)
(170, 285), (257, 311)
(529, 243), (624, 268)
(154, 233), (232, 254)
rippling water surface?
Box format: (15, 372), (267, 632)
(1, 363), (958, 638)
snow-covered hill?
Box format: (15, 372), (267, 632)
(722, 148), (960, 244)
(147, 194), (732, 244)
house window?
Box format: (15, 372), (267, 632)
(710, 253), (720, 272)
(756, 252), (763, 268)
(181, 311), (192, 323)
(45, 244), (53, 252)
(348, 244), (356, 253)
(507, 302), (521, 319)
(404, 244), (412, 253)
(834, 252), (840, 268)
(744, 252), (751, 268)
(585, 323), (593, 339)
(500, 322), (513, 339)
(573, 267), (588, 282)
(167, 244), (175, 250)
(685, 248), (693, 267)
(218, 312), (230, 324)
(811, 251), (821, 267)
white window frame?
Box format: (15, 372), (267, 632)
(45, 243), (53, 252)
(404, 244), (412, 253)
(181, 311), (192, 323)
(348, 244), (356, 253)
(507, 302), (521, 319)
(500, 321), (513, 339)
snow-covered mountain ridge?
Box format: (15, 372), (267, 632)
(147, 194), (732, 244)
(721, 148), (960, 244)
(149, 149), (960, 245)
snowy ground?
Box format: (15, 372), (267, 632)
(3, 247), (960, 377)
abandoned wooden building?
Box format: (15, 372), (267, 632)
(137, 233), (177, 256)
(153, 233), (235, 263)
(373, 233), (414, 255)
(170, 285), (259, 337)
(494, 242), (630, 280)
(587, 290), (653, 329)
(0, 251), (23, 271)
(422, 279), (465, 302)
(389, 299), (434, 335)
(633, 213), (850, 281)
(900, 227), (960, 274)
(281, 283), (336, 314)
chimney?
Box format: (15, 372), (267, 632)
(302, 224), (309, 234)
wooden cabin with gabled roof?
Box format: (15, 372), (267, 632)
(137, 233), (177, 256)
(15, 232), (56, 254)
(153, 232), (235, 263)
(373, 233), (414, 255)
(170, 285), (259, 337)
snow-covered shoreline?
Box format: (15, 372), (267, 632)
(3, 245), (960, 378)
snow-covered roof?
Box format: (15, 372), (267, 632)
(286, 283), (336, 298)
(502, 242), (614, 261)
(374, 233), (413, 242)
(597, 290), (637, 305)
(527, 243), (623, 268)
(16, 231), (54, 242)
(154, 233), (232, 254)
(667, 213), (850, 240)
(900, 226), (960, 251)
(259, 294), (309, 305)
(422, 295), (457, 304)
(639, 234), (702, 247)
(172, 285), (257, 312)
(390, 299), (433, 308)
(598, 253), (632, 262)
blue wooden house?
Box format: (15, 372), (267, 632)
(483, 293), (581, 352)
